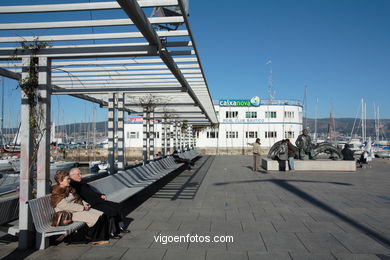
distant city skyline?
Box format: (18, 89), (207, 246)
(1, 0), (389, 128)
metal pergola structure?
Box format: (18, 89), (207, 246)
(0, 0), (217, 249)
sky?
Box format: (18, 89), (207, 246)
(1, 0), (390, 128)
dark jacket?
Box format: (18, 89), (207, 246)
(70, 180), (104, 206)
(287, 142), (298, 158)
(341, 148), (354, 160)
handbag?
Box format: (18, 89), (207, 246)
(51, 211), (73, 227)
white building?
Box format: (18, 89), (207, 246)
(124, 97), (303, 154)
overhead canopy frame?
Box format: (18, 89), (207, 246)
(0, 0), (217, 125)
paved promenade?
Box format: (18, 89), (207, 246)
(1, 156), (390, 259)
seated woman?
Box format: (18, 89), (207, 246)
(51, 170), (110, 245)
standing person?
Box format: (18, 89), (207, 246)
(341, 144), (355, 161)
(277, 139), (288, 171)
(286, 139), (298, 171)
(69, 168), (130, 239)
(51, 171), (109, 245)
(248, 138), (261, 172)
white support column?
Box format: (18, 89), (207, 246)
(117, 93), (125, 170)
(149, 109), (154, 160)
(108, 93), (116, 174)
(161, 118), (166, 157)
(166, 118), (171, 154)
(37, 56), (51, 197)
(178, 122), (183, 152)
(172, 120), (177, 151)
(19, 57), (34, 250)
(188, 124), (192, 150)
(142, 107), (148, 163)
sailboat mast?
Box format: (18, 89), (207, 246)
(314, 97), (318, 143)
(93, 104), (96, 161)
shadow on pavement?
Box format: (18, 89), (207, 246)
(214, 178), (390, 250)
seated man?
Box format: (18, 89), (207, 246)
(69, 168), (130, 239)
(341, 144), (355, 161)
(172, 150), (194, 169)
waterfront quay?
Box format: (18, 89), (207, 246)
(1, 156), (390, 259)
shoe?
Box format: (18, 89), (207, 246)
(90, 240), (109, 245)
(119, 227), (131, 233)
(110, 233), (122, 239)
(289, 170), (295, 172)
(55, 234), (66, 242)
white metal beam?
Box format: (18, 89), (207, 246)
(51, 74), (203, 80)
(0, 0), (178, 14)
(51, 64), (198, 72)
(52, 69), (201, 77)
(0, 17), (184, 30)
(0, 30), (188, 43)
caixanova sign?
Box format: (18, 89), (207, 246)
(219, 96), (260, 107)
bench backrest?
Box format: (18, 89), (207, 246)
(28, 195), (55, 233)
(0, 195), (19, 225)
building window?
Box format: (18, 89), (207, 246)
(245, 111), (257, 118)
(246, 131), (258, 138)
(206, 131), (219, 138)
(265, 111), (277, 118)
(226, 111), (238, 118)
(196, 132), (199, 138)
(265, 131), (277, 138)
(128, 132), (139, 139)
(226, 131), (238, 138)
(285, 131), (295, 138)
(150, 132), (159, 138)
(284, 111), (294, 118)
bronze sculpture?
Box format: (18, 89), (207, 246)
(268, 129), (343, 160)
(295, 129), (315, 160)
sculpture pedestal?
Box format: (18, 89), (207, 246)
(261, 158), (356, 172)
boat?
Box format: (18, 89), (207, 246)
(0, 157), (19, 172)
(375, 149), (390, 158)
(89, 161), (102, 172)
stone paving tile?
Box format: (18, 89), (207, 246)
(128, 218), (153, 231)
(120, 248), (167, 260)
(260, 232), (308, 253)
(113, 230), (160, 249)
(252, 211), (284, 221)
(331, 232), (390, 254)
(25, 245), (92, 260)
(247, 251), (291, 260)
(210, 220), (243, 233)
(78, 247), (129, 260)
(289, 252), (336, 260)
(226, 231), (266, 252)
(241, 220), (276, 233)
(163, 248), (206, 260)
(271, 220), (311, 233)
(206, 250), (247, 260)
(301, 220), (346, 233)
(296, 233), (350, 254)
(147, 220), (182, 232)
(332, 253), (383, 260)
(178, 220), (211, 233)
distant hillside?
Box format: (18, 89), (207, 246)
(304, 118), (390, 138)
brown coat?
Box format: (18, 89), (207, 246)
(51, 185), (103, 227)
(287, 142), (298, 157)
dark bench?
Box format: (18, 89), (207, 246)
(88, 155), (185, 203)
